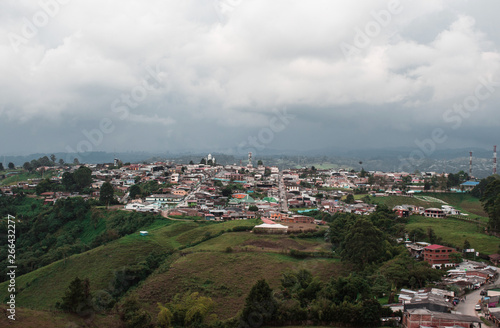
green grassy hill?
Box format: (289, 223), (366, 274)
(0, 218), (342, 323)
(370, 195), (441, 209)
(0, 170), (57, 186)
(419, 192), (488, 217)
(3, 191), (497, 326)
(370, 193), (497, 253)
(405, 215), (498, 254)
(137, 251), (340, 319)
(371, 193), (489, 221)
(0, 219), (176, 310)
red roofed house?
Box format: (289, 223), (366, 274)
(422, 244), (459, 268)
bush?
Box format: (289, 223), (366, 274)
(92, 290), (115, 311)
(289, 249), (308, 259)
(231, 226), (254, 232)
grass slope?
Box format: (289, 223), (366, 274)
(0, 220), (260, 310)
(136, 251), (341, 319)
(0, 305), (122, 328)
(420, 192), (488, 217)
(0, 219), (180, 309)
(371, 193), (489, 222)
(190, 233), (328, 253)
(370, 195), (442, 209)
(406, 216), (499, 254)
(0, 170), (56, 186)
(0, 217), (341, 324)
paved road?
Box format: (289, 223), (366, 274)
(455, 266), (500, 317)
(455, 286), (481, 316)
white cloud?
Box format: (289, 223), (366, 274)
(0, 0), (499, 153)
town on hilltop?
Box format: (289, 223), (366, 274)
(1, 153), (500, 327)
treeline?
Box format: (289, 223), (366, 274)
(20, 154), (71, 172)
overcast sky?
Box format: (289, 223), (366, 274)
(1, 0), (500, 157)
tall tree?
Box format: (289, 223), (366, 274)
(463, 239), (471, 250)
(8, 162), (15, 169)
(35, 178), (53, 195)
(481, 179), (500, 233)
(345, 194), (355, 204)
(240, 279), (277, 327)
(129, 184), (141, 199)
(59, 158), (65, 166)
(62, 172), (76, 191)
(23, 162), (32, 172)
(340, 218), (386, 269)
(50, 154), (56, 164)
(38, 156), (52, 166)
(100, 182), (115, 206)
(73, 166), (92, 191)
(58, 277), (92, 314)
(0, 163), (3, 171)
(471, 175), (499, 198)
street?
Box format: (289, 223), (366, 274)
(455, 266), (500, 318)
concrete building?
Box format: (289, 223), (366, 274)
(422, 244), (458, 268)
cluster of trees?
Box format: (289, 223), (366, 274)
(0, 197), (91, 280)
(157, 292), (216, 327)
(200, 158), (216, 166)
(128, 180), (174, 200)
(0, 162), (15, 171)
(35, 166), (93, 195)
(221, 183), (244, 197)
(469, 175), (500, 234)
(22, 154), (66, 172)
(238, 274), (392, 327)
(479, 176), (500, 233)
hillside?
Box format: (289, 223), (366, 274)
(405, 216), (499, 254)
(1, 191), (498, 326)
(0, 217), (342, 324)
(136, 252), (340, 319)
(371, 192), (489, 221)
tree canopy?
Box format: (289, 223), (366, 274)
(340, 218), (387, 269)
(73, 166), (92, 190)
(100, 181), (115, 206)
(481, 178), (500, 233)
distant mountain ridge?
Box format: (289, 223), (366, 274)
(1, 147), (497, 178)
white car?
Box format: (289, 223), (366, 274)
(475, 304), (481, 311)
